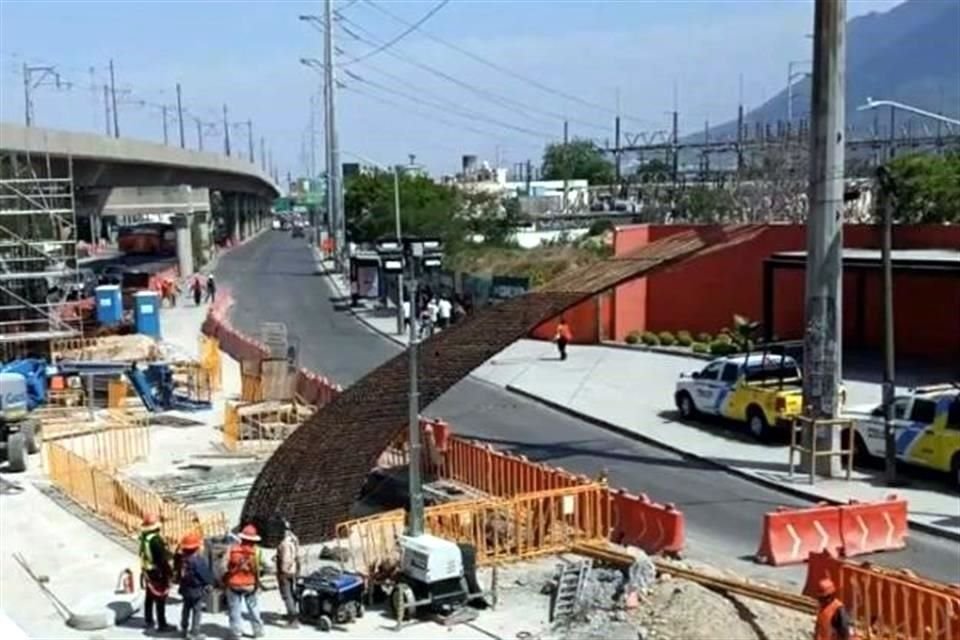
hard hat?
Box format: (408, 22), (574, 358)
(238, 524), (261, 542)
(141, 513), (160, 532)
(817, 577), (837, 598)
(180, 533), (202, 551)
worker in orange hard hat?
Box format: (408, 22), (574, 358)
(138, 514), (176, 633)
(175, 532), (214, 640)
(225, 524), (264, 640)
(814, 577), (853, 640)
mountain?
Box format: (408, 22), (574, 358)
(693, 0), (960, 142)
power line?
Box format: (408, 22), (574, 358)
(362, 0), (658, 127)
(337, 14), (608, 133)
(341, 0), (449, 65)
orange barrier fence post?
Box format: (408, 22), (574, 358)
(755, 503), (843, 566)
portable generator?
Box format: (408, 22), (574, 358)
(297, 567), (365, 631)
(390, 534), (470, 620)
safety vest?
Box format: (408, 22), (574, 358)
(226, 544), (261, 590)
(557, 324), (572, 341)
(140, 531), (159, 571)
(815, 598), (844, 640)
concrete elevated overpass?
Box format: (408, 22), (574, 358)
(0, 122), (280, 247)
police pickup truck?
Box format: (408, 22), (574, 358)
(674, 353), (808, 440)
(844, 385), (960, 488)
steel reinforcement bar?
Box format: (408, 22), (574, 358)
(241, 226), (763, 543)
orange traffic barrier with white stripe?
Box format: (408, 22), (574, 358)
(839, 494), (908, 558)
(755, 503), (843, 566)
(609, 489), (685, 557)
(805, 550), (960, 640)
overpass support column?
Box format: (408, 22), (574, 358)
(172, 213), (195, 277)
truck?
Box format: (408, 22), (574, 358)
(844, 384), (960, 489)
(674, 352), (807, 441)
(0, 360), (46, 472)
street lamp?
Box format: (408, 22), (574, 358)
(786, 60), (812, 124)
(378, 236), (444, 536)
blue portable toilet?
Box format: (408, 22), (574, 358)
(133, 290), (161, 338)
(95, 285), (123, 326)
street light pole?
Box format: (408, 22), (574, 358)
(406, 251), (423, 536)
(878, 167), (897, 485)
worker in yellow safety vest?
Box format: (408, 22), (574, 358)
(139, 513), (176, 633)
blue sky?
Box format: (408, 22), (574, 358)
(0, 0), (905, 178)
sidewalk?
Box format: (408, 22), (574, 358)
(325, 264), (960, 540)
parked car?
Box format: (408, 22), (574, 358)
(844, 385), (960, 488)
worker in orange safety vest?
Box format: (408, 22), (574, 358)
(814, 577), (854, 640)
(554, 317), (573, 361)
(225, 524), (264, 640)
(138, 513), (176, 633)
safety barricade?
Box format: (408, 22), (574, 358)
(839, 495), (908, 558)
(608, 489), (686, 557)
(755, 503), (843, 566)
(805, 551), (960, 640)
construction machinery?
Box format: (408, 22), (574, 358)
(0, 359), (47, 472)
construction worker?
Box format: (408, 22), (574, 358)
(225, 524), (264, 640)
(274, 519), (301, 628)
(139, 514), (176, 633)
(176, 532), (214, 640)
(205, 274), (216, 303)
(814, 577), (853, 640)
(554, 317), (573, 361)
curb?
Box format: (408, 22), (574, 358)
(600, 340), (713, 361)
(319, 266), (407, 348)
(504, 384), (960, 543)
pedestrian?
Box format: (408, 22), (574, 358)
(554, 317), (573, 361)
(139, 513), (176, 633)
(274, 519), (301, 628)
(813, 577), (854, 640)
(191, 277), (203, 306)
(205, 274), (216, 303)
(176, 532), (214, 640)
(224, 524), (264, 640)
(437, 296), (452, 330)
(160, 279), (172, 308)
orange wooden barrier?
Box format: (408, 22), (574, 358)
(805, 551), (960, 640)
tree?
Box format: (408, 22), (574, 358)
(885, 153), (960, 223)
(541, 139), (614, 185)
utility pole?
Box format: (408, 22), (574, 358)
(802, 0), (846, 477)
(406, 250), (423, 536)
(223, 104), (231, 156)
(22, 64), (30, 126)
(176, 83), (185, 148)
(103, 85), (111, 136)
(195, 119), (204, 151)
(671, 109), (679, 185)
(325, 0), (344, 269)
(109, 59), (119, 138)
(309, 94), (318, 178)
(614, 116), (622, 185)
(562, 119), (569, 213)
(246, 120), (254, 163)
(525, 159), (532, 195)
(394, 168), (405, 335)
(162, 105), (169, 144)
(877, 166), (897, 486)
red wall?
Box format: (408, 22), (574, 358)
(609, 224), (960, 361)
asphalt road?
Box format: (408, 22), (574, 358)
(217, 232), (960, 585)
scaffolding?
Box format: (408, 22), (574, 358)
(0, 149), (81, 359)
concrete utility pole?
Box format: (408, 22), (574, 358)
(194, 119), (204, 151)
(406, 251), (423, 536)
(802, 0), (846, 476)
(614, 116), (621, 184)
(877, 167), (897, 485)
(671, 110), (679, 184)
(394, 168), (405, 335)
(162, 105), (169, 144)
(103, 85), (111, 136)
(176, 83), (185, 148)
(325, 0), (344, 269)
(246, 120), (255, 163)
(562, 120), (569, 212)
(109, 59), (119, 138)
(222, 104), (231, 156)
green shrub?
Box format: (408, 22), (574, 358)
(715, 333), (733, 345)
(625, 330), (641, 345)
(658, 331), (676, 346)
(696, 332), (712, 343)
(676, 330), (693, 347)
(709, 339), (738, 356)
(691, 342), (709, 354)
(640, 331), (660, 346)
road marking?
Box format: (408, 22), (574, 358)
(787, 523), (802, 559)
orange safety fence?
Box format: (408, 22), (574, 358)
(805, 551), (960, 640)
(43, 440), (227, 549)
(336, 483), (610, 578)
(222, 400), (313, 453)
(39, 410), (150, 469)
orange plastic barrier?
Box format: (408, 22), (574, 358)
(755, 503), (843, 566)
(609, 489), (686, 557)
(839, 495), (908, 558)
(805, 551), (960, 640)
